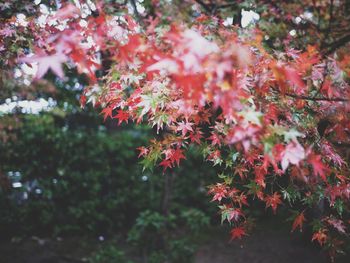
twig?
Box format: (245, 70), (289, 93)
(129, 0), (141, 21)
(283, 92), (348, 102)
(323, 34), (350, 56)
(271, 87), (348, 102)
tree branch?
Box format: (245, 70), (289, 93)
(129, 0), (141, 21)
(323, 34), (350, 56)
(271, 87), (349, 102)
(283, 92), (348, 102)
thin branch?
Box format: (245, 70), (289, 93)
(271, 87), (348, 102)
(129, 0), (141, 22)
(283, 92), (348, 102)
(323, 34), (350, 56)
(217, 3), (238, 9)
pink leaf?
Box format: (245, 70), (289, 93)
(20, 52), (68, 79)
(281, 142), (305, 171)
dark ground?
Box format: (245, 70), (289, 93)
(194, 224), (330, 263)
(0, 219), (349, 263)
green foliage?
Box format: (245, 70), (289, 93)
(0, 110), (216, 249)
(127, 208), (209, 263)
(89, 244), (134, 263)
(180, 208), (210, 234)
(0, 113), (153, 236)
(127, 210), (171, 245)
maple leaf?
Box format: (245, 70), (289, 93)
(320, 79), (339, 98)
(207, 150), (222, 166)
(163, 148), (175, 160)
(118, 34), (141, 63)
(308, 154), (329, 182)
(291, 212), (306, 232)
(280, 142), (305, 172)
(147, 58), (179, 74)
(51, 4), (80, 21)
(312, 229), (328, 246)
(176, 121), (193, 136)
(220, 204), (244, 223)
(265, 192), (282, 214)
(235, 166), (248, 180)
(284, 67), (306, 94)
(0, 28), (16, 37)
(137, 146), (149, 158)
(326, 218), (346, 234)
(182, 29), (219, 58)
(283, 129), (304, 143)
(101, 107), (114, 121)
(233, 192), (249, 208)
(255, 166), (267, 188)
(321, 142), (345, 167)
(228, 208), (244, 222)
(171, 148), (186, 166)
(209, 183), (228, 202)
(114, 110), (129, 125)
(189, 130), (203, 144)
(20, 52), (68, 79)
(209, 133), (221, 147)
(159, 159), (172, 172)
(230, 226), (247, 240)
(80, 95), (87, 108)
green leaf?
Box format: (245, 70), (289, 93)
(283, 129), (304, 142)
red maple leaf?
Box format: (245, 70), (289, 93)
(291, 212), (306, 232)
(230, 226), (247, 240)
(228, 208), (244, 222)
(321, 79), (340, 98)
(312, 229), (328, 246)
(209, 183), (228, 202)
(137, 146), (149, 158)
(208, 133), (221, 147)
(80, 95), (87, 108)
(265, 192), (282, 214)
(114, 109), (129, 125)
(159, 159), (172, 172)
(235, 192), (249, 207)
(308, 154), (329, 182)
(284, 67), (306, 94)
(170, 148), (186, 166)
(163, 148), (175, 160)
(235, 166), (248, 180)
(101, 107), (114, 121)
(255, 166), (267, 188)
(118, 34), (141, 63)
(189, 130), (203, 144)
(176, 121), (193, 136)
